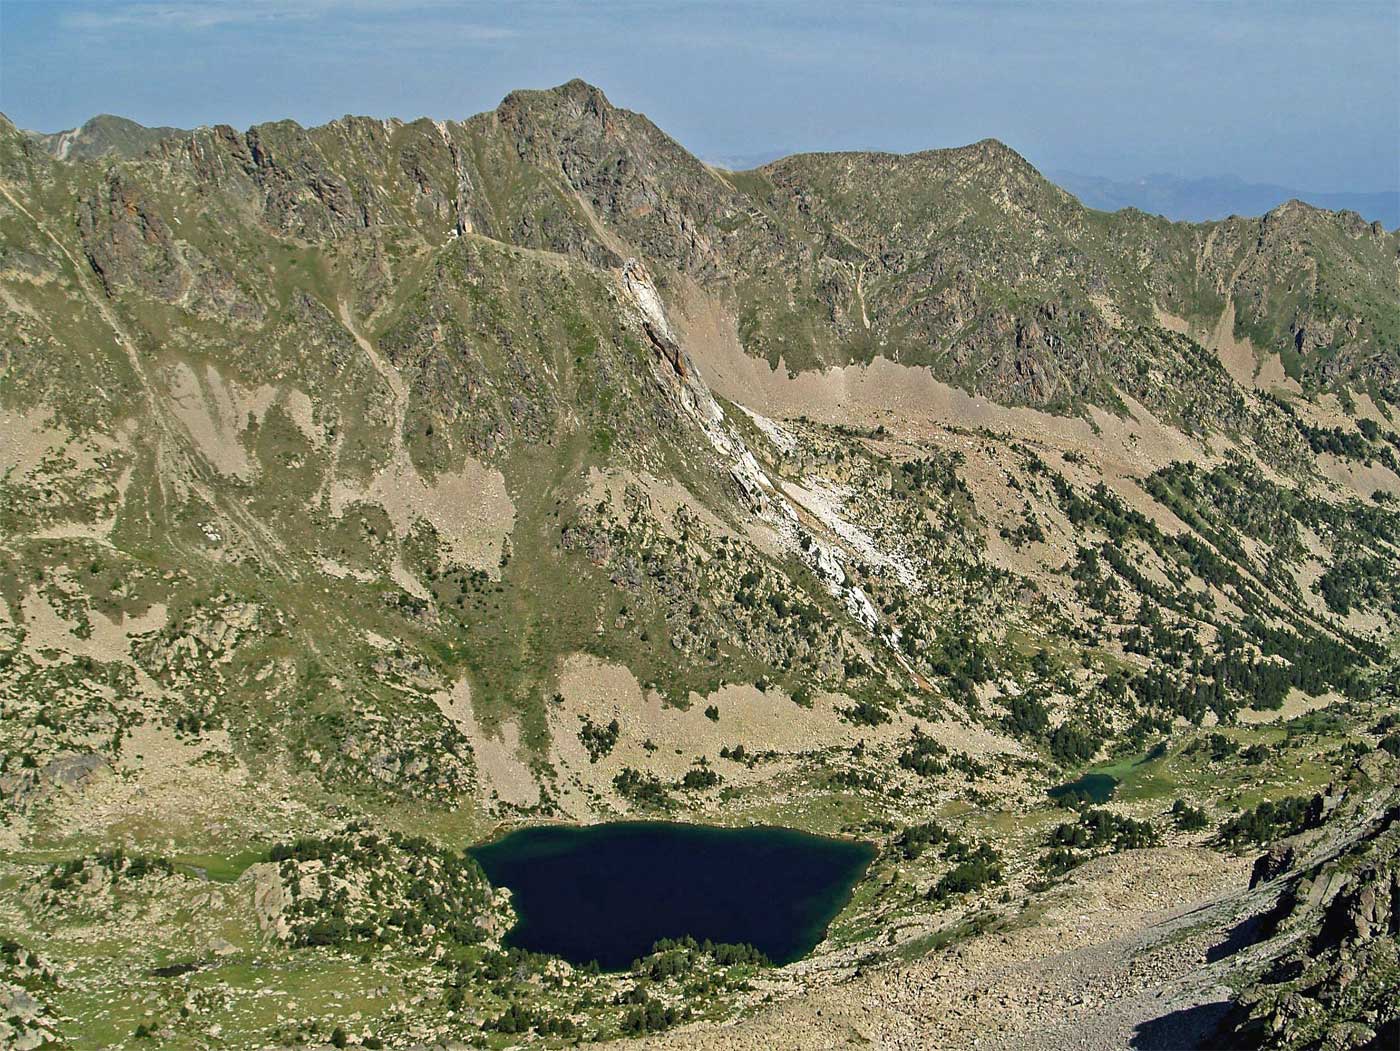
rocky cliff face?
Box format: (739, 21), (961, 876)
(1221, 753), (1400, 1050)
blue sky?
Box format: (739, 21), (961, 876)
(1, 1), (1395, 190)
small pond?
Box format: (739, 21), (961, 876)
(470, 821), (874, 970)
(1048, 771), (1119, 805)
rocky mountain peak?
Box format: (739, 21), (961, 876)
(960, 135), (1036, 168)
(495, 78), (622, 140)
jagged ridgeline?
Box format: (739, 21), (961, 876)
(1, 79), (1398, 1048)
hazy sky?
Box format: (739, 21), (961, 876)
(1, 1), (1396, 190)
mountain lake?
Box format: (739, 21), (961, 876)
(470, 821), (875, 970)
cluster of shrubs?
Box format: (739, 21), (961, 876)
(898, 728), (949, 777)
(1048, 809), (1159, 852)
(886, 820), (1004, 902)
(896, 728), (987, 781)
(1000, 515), (1046, 549)
(632, 936), (769, 978)
(1184, 733), (1270, 767)
(719, 743), (752, 764)
(1217, 796), (1313, 849)
(680, 766), (721, 791)
(172, 711), (220, 736)
(486, 1003), (580, 1038)
(1040, 809), (1159, 876)
(893, 821), (954, 861)
(267, 827), (496, 951)
(1294, 419), (1377, 462)
(1048, 722), (1102, 766)
(1003, 694), (1050, 737)
(613, 767), (673, 809)
(1000, 694), (1102, 766)
(898, 453), (970, 501)
(927, 841), (1004, 903)
(578, 716), (620, 762)
(442, 947), (573, 1014)
(612, 762), (723, 803)
(1317, 553), (1398, 616)
(1170, 799), (1210, 831)
(842, 699), (891, 727)
(1123, 714), (1173, 750)
(828, 768), (882, 791)
(47, 849), (174, 892)
(618, 993), (683, 1036)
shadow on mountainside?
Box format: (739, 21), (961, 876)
(1129, 999), (1234, 1050)
(1204, 909), (1277, 965)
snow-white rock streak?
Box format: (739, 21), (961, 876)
(619, 259), (896, 648)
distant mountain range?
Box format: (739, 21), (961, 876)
(1051, 170), (1399, 228)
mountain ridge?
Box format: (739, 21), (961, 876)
(19, 86), (1397, 234)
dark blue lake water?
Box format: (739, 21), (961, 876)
(1048, 771), (1119, 805)
(469, 821), (874, 970)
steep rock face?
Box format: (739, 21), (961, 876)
(244, 121), (370, 237)
(77, 168), (186, 300)
(1152, 199), (1400, 399)
(1222, 755), (1400, 1051)
(1317, 847), (1400, 945)
(485, 85), (1400, 415)
(750, 143), (1400, 410)
(75, 167), (264, 322)
(491, 79), (752, 275)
